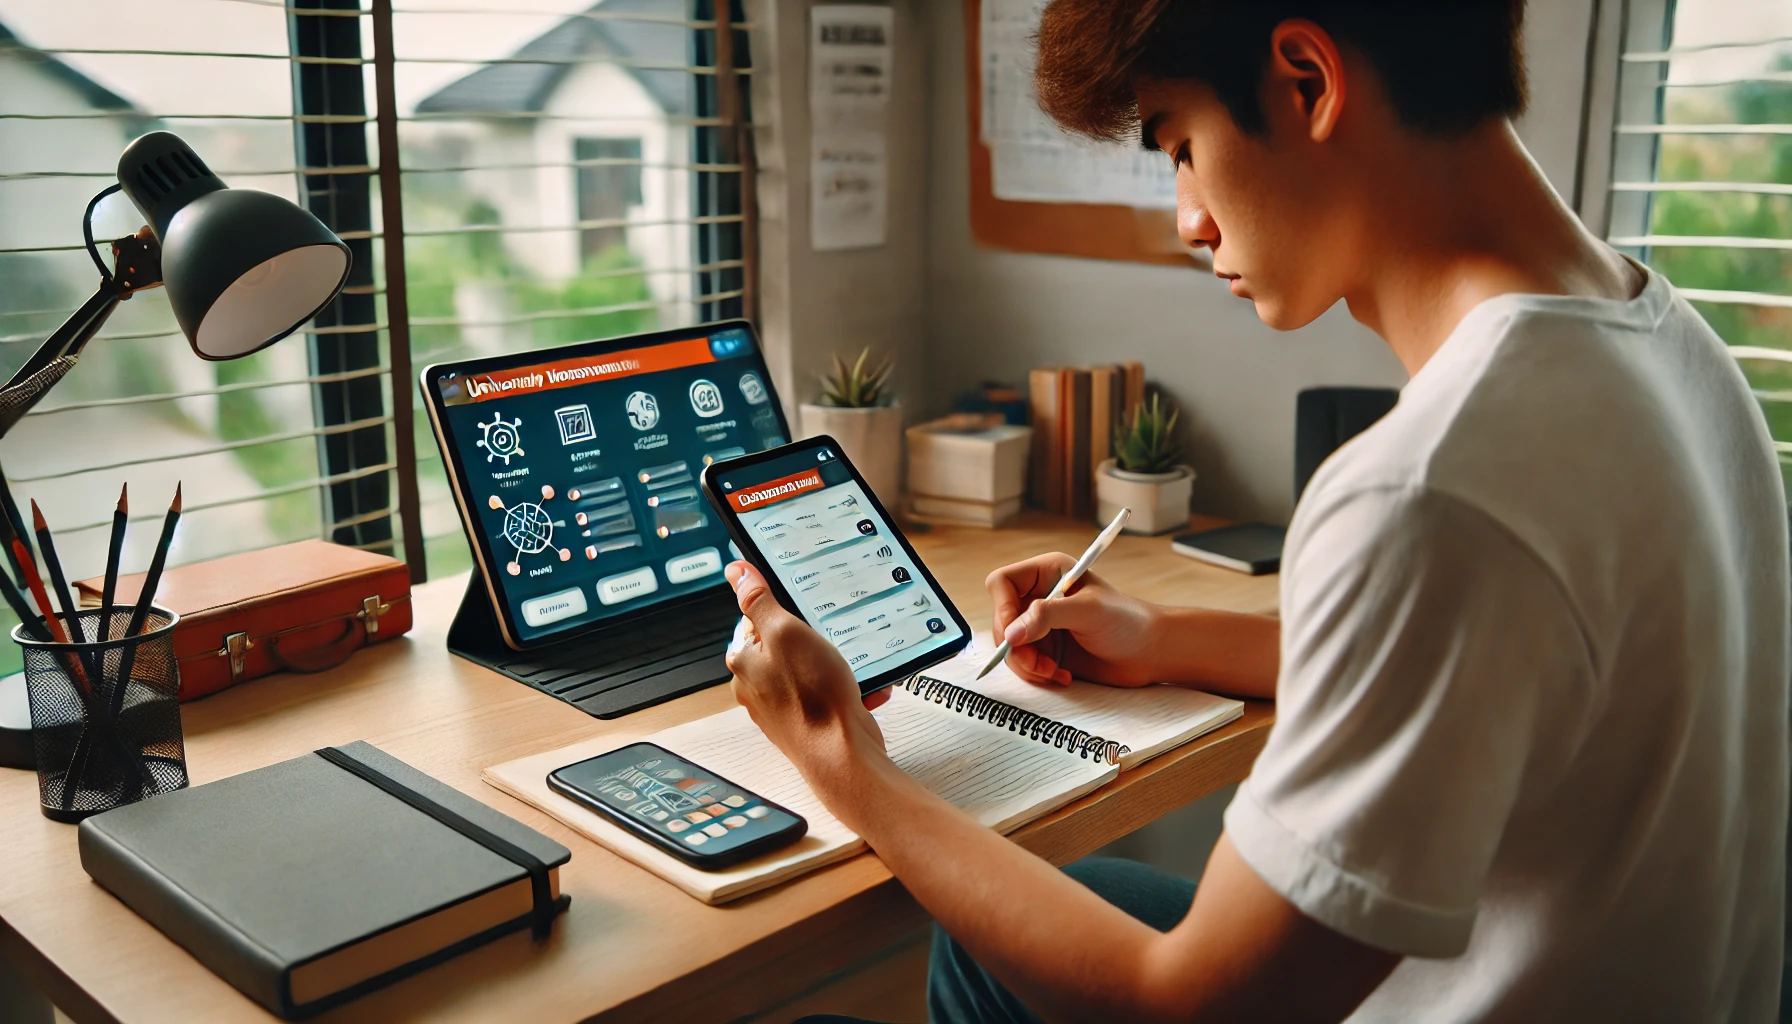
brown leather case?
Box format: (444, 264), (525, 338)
(77, 540), (413, 702)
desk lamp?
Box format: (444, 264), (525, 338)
(0, 131), (352, 768)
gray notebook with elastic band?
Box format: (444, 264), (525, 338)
(78, 740), (571, 1019)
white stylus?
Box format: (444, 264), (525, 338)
(975, 506), (1132, 680)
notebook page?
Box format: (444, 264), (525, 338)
(659, 689), (1112, 839)
(924, 644), (1245, 769)
(878, 687), (1115, 833)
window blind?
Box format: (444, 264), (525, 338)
(0, 0), (755, 633)
(1606, 0), (1792, 483)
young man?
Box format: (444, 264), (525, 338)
(724, 1), (1789, 1019)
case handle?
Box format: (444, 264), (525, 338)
(266, 618), (365, 674)
(216, 591), (392, 681)
(263, 597), (392, 676)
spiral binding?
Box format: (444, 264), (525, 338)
(902, 675), (1129, 766)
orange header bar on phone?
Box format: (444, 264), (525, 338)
(726, 469), (826, 512)
(443, 337), (717, 405)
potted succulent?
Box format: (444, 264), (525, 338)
(1096, 393), (1195, 535)
(799, 348), (903, 503)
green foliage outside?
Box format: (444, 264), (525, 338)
(214, 351), (321, 540)
(1643, 65), (1792, 490)
(404, 196), (660, 576)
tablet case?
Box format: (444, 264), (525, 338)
(77, 540), (412, 701)
(78, 741), (570, 1019)
(447, 565), (738, 719)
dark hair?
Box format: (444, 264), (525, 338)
(1036, 0), (1527, 141)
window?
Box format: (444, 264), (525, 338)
(0, 0), (752, 664)
(397, 0), (751, 579)
(575, 137), (645, 261)
(1599, 0), (1792, 489)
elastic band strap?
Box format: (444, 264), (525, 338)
(314, 746), (558, 940)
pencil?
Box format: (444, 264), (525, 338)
(0, 472), (32, 580)
(123, 483), (181, 639)
(99, 484), (128, 643)
(107, 484), (181, 723)
(11, 538), (99, 722)
(0, 561), (51, 643)
(31, 500), (82, 643)
(12, 538), (68, 646)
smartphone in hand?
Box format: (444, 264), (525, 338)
(700, 436), (972, 695)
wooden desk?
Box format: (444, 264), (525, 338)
(0, 513), (1277, 1024)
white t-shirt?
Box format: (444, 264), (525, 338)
(1224, 265), (1789, 1021)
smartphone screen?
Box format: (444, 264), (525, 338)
(549, 743), (804, 860)
(707, 441), (969, 686)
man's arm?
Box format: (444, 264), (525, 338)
(723, 563), (1394, 1023)
(823, 732), (1398, 1023)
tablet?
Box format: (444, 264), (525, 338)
(421, 321), (790, 649)
(701, 436), (972, 694)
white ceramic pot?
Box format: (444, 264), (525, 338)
(799, 401), (904, 505)
(1095, 458), (1194, 535)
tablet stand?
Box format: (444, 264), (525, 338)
(444, 569), (515, 671)
(446, 566), (735, 719)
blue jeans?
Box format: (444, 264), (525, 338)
(793, 858), (1196, 1024)
(926, 857), (1198, 1024)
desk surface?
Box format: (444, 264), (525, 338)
(0, 513), (1278, 1024)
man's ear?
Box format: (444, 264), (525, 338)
(1266, 18), (1347, 142)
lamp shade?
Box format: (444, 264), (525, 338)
(117, 132), (351, 360)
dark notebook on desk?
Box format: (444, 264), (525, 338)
(78, 741), (571, 1019)
(1171, 523), (1286, 575)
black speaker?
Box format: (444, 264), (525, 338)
(1295, 387), (1399, 502)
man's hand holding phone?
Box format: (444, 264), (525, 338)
(724, 561), (895, 824)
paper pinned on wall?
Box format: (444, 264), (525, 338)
(810, 5), (893, 251)
(980, 0), (1176, 208)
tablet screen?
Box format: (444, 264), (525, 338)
(429, 326), (786, 644)
(713, 443), (968, 685)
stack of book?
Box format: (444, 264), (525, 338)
(1028, 363), (1144, 517)
(904, 415), (1033, 527)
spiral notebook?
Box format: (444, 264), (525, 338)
(483, 646), (1242, 904)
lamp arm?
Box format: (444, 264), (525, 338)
(0, 286), (117, 568)
(0, 284), (120, 399)
(0, 207), (163, 432)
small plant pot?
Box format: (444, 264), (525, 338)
(1096, 459), (1194, 535)
(800, 401), (904, 505)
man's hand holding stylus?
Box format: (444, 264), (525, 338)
(986, 552), (1166, 687)
(987, 552), (1284, 700)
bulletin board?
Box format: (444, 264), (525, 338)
(964, 0), (1198, 267)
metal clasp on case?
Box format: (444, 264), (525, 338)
(219, 631), (253, 680)
(357, 596), (392, 637)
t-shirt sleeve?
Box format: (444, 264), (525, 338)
(1224, 485), (1595, 958)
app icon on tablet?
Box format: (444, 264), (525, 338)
(689, 379), (724, 417)
(626, 391), (660, 431)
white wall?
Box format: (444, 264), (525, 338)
(919, 0), (1597, 523)
(749, 0), (931, 433)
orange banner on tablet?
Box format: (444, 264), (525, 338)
(442, 337), (717, 405)
(726, 469), (826, 512)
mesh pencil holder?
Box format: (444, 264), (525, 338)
(15, 606), (188, 822)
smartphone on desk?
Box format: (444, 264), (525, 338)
(548, 743), (806, 869)
(700, 436), (973, 695)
